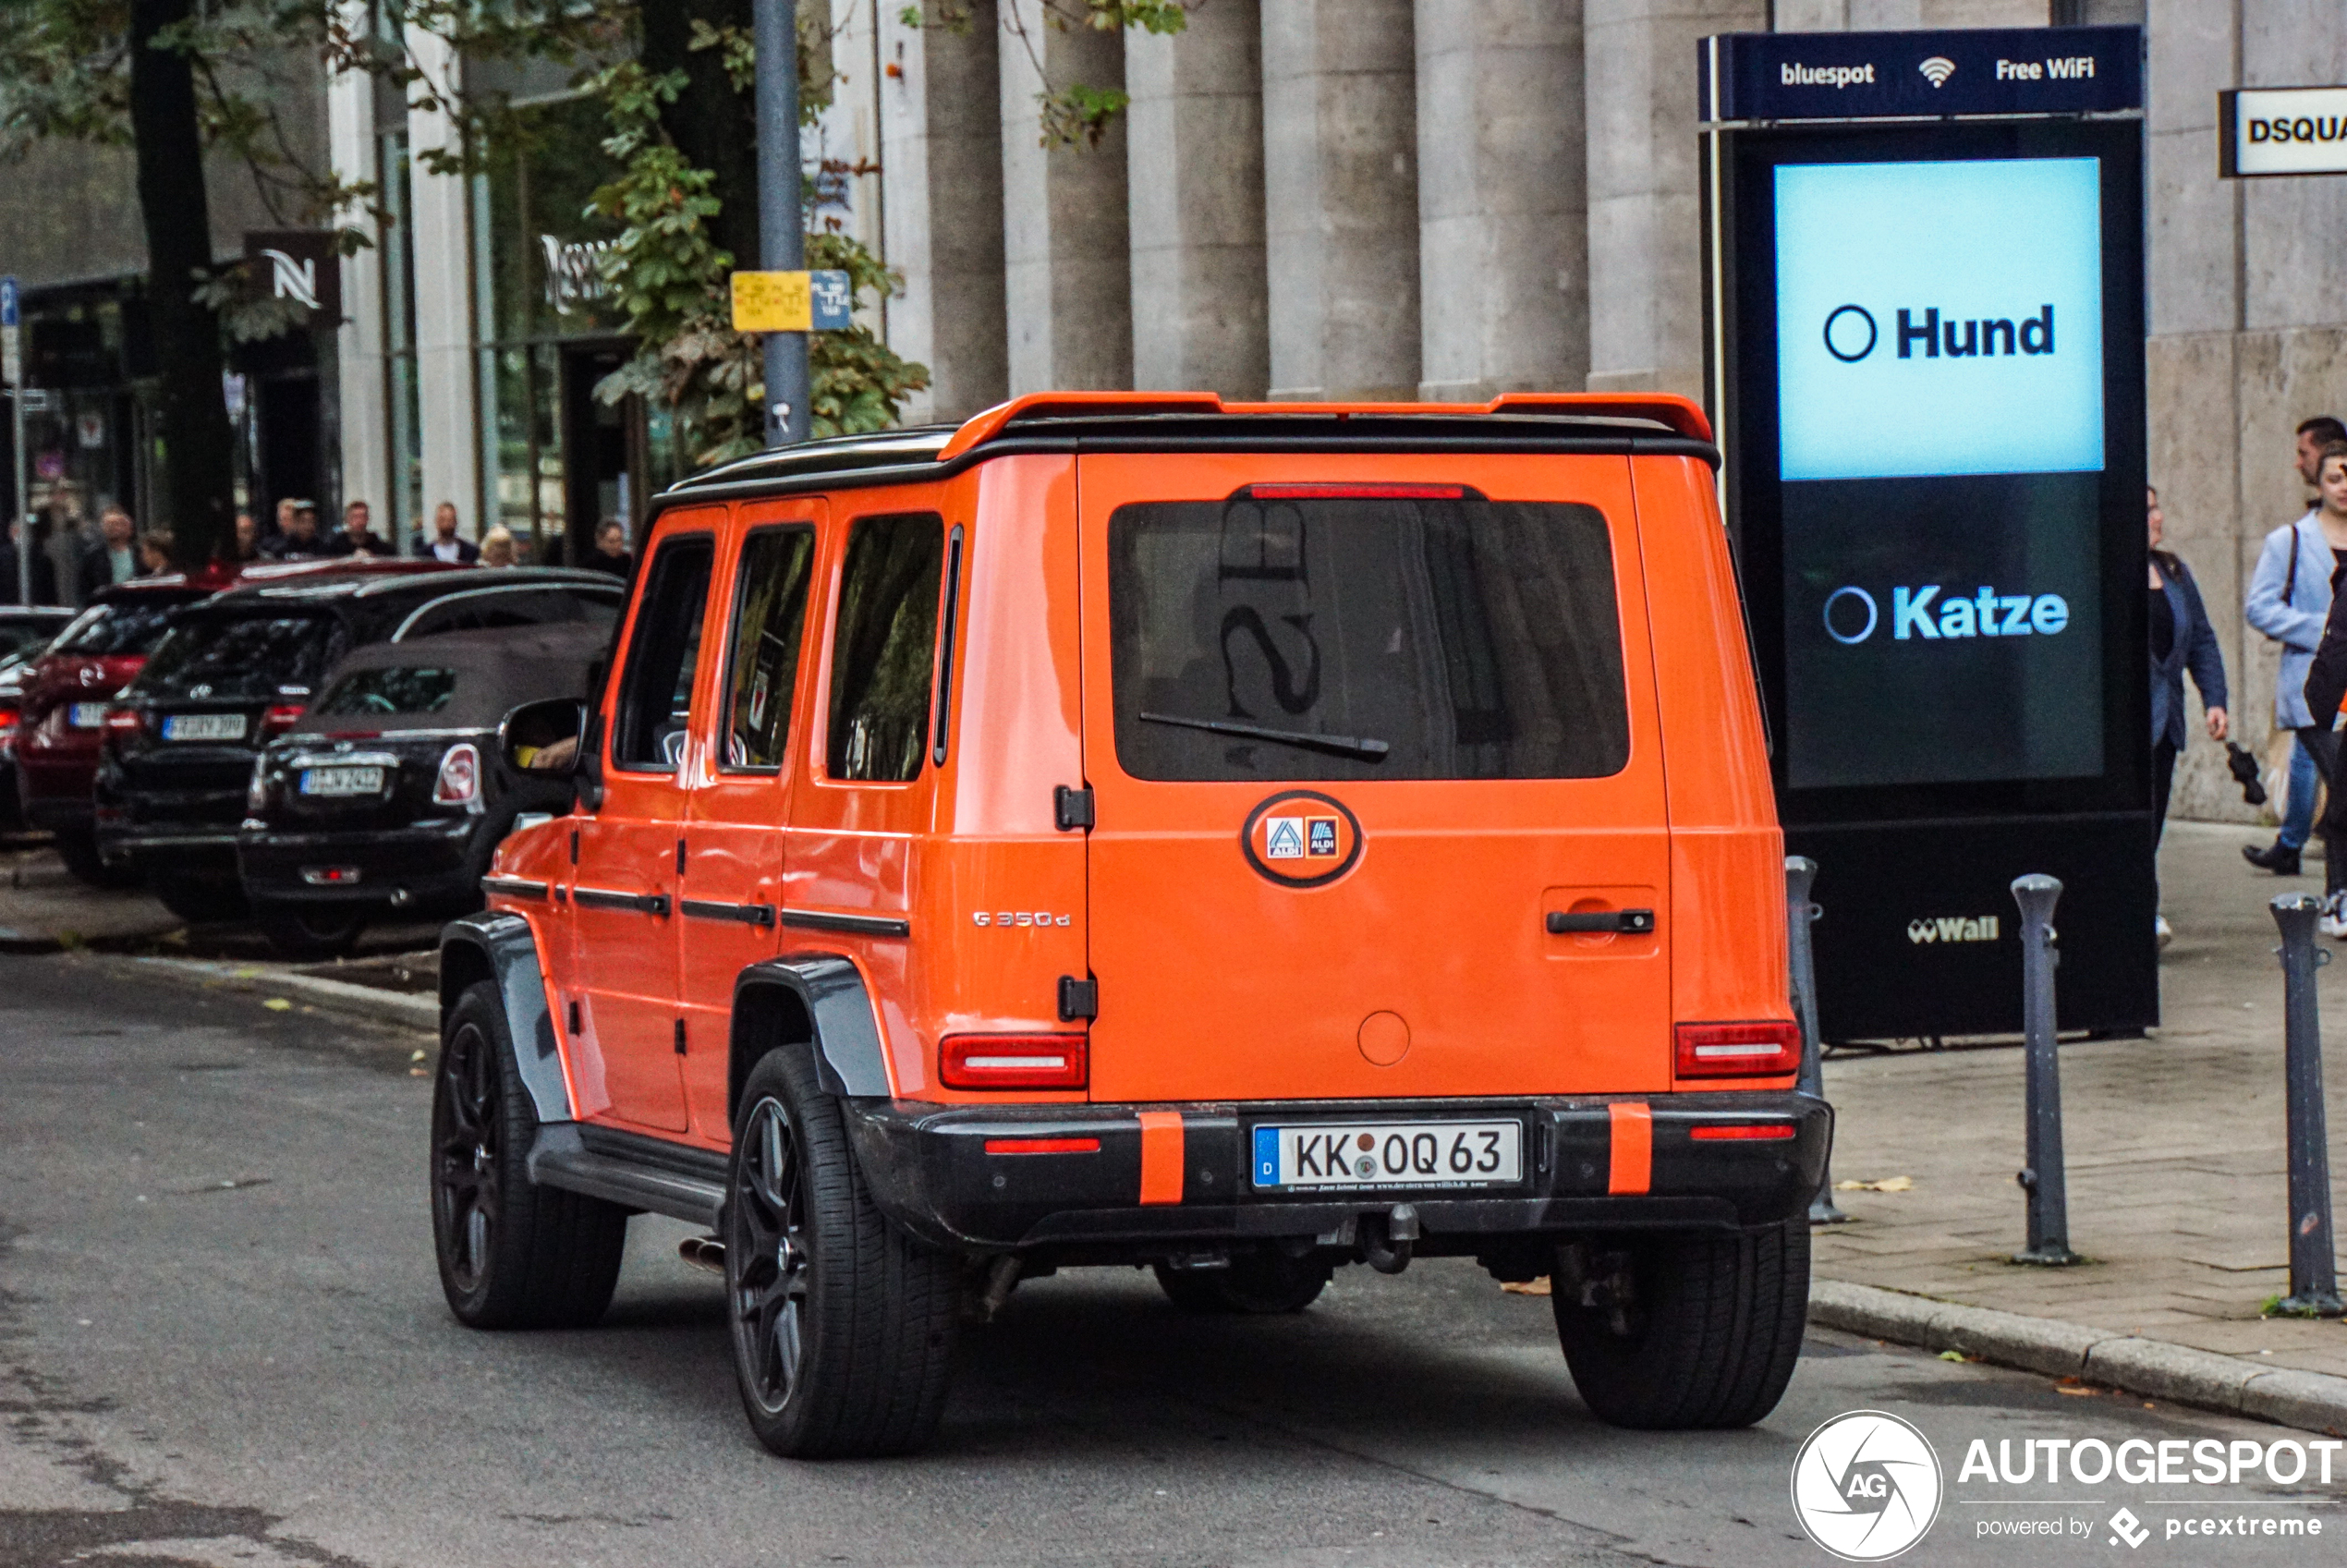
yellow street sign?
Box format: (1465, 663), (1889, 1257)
(732, 271), (811, 333)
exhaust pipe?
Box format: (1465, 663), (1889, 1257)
(677, 1235), (725, 1274)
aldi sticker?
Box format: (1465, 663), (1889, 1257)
(1307, 817), (1339, 857)
(1264, 817), (1306, 859)
(1242, 790), (1365, 889)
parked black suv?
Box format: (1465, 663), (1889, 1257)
(237, 622), (602, 956)
(96, 566), (623, 921)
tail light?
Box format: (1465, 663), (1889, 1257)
(1688, 1122), (1797, 1141)
(260, 704), (305, 738)
(103, 706), (141, 737)
(246, 757), (272, 815)
(0, 710), (17, 762)
(939, 1033), (1088, 1090)
(433, 741), (482, 810)
(1673, 1020), (1802, 1078)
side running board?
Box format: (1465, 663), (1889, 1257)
(526, 1124), (727, 1228)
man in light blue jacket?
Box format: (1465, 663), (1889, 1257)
(2243, 414), (2347, 873)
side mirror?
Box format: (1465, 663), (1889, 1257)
(499, 697), (586, 778)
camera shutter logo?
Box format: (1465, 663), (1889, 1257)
(1824, 304), (1878, 362)
(1790, 1410), (1943, 1561)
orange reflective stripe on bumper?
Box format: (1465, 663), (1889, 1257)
(1608, 1101), (1653, 1195)
(1137, 1111), (1185, 1204)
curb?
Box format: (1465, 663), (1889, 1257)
(130, 955), (440, 1033)
(1812, 1279), (2347, 1436)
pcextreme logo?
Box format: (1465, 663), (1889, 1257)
(1792, 1410), (1944, 1561)
(1908, 916), (2000, 945)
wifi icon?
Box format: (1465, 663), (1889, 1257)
(1918, 55), (1957, 88)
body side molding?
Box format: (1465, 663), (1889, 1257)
(440, 910), (574, 1124)
(733, 953), (894, 1099)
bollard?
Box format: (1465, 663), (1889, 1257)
(1787, 857), (1848, 1224)
(2011, 874), (2081, 1266)
(2269, 895), (2344, 1317)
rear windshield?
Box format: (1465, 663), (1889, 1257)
(1108, 490), (1630, 782)
(315, 666), (458, 717)
(52, 602), (188, 658)
(139, 614), (349, 700)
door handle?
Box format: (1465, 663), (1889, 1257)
(574, 886), (671, 917)
(680, 899), (777, 928)
(1547, 908), (1656, 935)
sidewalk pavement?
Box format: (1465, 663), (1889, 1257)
(1814, 820), (2347, 1418)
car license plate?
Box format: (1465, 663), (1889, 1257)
(1252, 1120), (1523, 1190)
(161, 712), (247, 742)
(299, 765), (384, 796)
(67, 702), (108, 728)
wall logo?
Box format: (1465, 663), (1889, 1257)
(1792, 1410), (1943, 1561)
(1822, 585), (2069, 645)
(1908, 916), (2000, 944)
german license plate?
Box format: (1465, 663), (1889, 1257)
(299, 765), (384, 796)
(1251, 1120), (1523, 1190)
(67, 702), (108, 728)
(161, 712), (247, 742)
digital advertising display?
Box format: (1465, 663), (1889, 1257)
(1772, 155), (2109, 790)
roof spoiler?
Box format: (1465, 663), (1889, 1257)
(935, 390), (1713, 462)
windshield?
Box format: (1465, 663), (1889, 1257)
(138, 614), (348, 700)
(1108, 490), (1631, 782)
(52, 601), (189, 659)
(315, 666), (459, 717)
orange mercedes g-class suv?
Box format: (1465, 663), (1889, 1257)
(433, 392), (1829, 1458)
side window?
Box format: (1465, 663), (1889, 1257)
(825, 513), (943, 783)
(613, 536), (715, 771)
(720, 528), (817, 771)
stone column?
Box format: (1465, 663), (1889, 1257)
(1260, 0), (1420, 401)
(404, 27), (480, 535)
(1125, 0), (1269, 397)
(1414, 0), (1587, 402)
(882, 3), (1009, 422)
(999, 0), (1132, 394)
(1583, 0), (1767, 397)
(327, 6), (388, 523)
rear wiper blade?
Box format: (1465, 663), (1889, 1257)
(1138, 711), (1389, 762)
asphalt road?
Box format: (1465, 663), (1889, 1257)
(2, 953), (2339, 1568)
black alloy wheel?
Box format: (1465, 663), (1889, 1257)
(433, 1010), (504, 1301)
(728, 1094), (812, 1417)
(430, 980), (626, 1329)
(721, 1048), (959, 1458)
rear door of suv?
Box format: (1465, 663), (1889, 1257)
(1076, 453), (1672, 1104)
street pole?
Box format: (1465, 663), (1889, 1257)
(1786, 857), (1847, 1224)
(754, 0), (809, 448)
(2011, 874), (2081, 1266)
(2269, 893), (2344, 1317)
(3, 274), (29, 605)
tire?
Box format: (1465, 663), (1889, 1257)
(152, 872), (249, 924)
(55, 828), (140, 890)
(254, 899), (367, 960)
(724, 1048), (959, 1459)
(432, 980), (626, 1330)
(1554, 1219), (1809, 1430)
(1154, 1252), (1332, 1314)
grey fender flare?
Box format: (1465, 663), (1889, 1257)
(439, 911), (574, 1125)
(732, 953), (893, 1103)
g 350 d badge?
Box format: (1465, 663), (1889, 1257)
(1240, 789), (1362, 888)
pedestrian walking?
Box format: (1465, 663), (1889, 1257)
(2291, 442), (2347, 934)
(2, 516), (58, 603)
(73, 506), (145, 601)
(479, 527), (518, 568)
(137, 530), (172, 576)
(585, 518), (633, 580)
(2243, 414), (2347, 873)
(265, 502), (327, 560)
(42, 483), (87, 606)
(2148, 484), (2229, 947)
(413, 501), (478, 565)
(231, 511), (261, 563)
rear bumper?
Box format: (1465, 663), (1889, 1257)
(846, 1091), (1831, 1256)
(237, 816), (480, 909)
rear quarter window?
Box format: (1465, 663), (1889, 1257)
(316, 667), (459, 716)
(1108, 489), (1630, 782)
(397, 586), (623, 640)
(139, 615), (349, 699)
